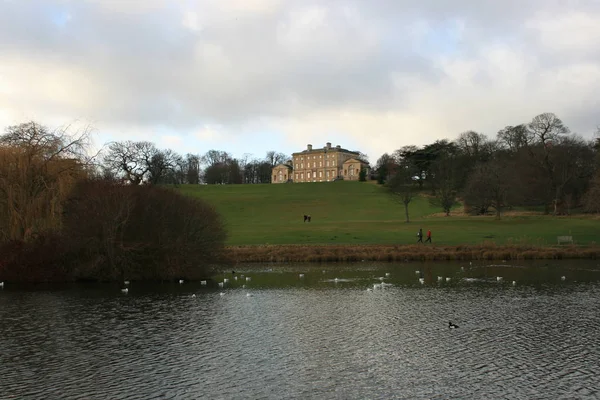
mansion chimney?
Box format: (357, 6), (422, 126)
(326, 142), (332, 149)
(307, 144), (313, 151)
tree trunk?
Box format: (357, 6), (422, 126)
(404, 202), (410, 223)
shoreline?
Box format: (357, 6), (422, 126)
(226, 244), (600, 263)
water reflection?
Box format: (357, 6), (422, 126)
(1, 261), (599, 399)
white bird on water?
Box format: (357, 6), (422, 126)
(124, 280), (130, 286)
(200, 280), (207, 285)
(218, 282), (224, 287)
(446, 277), (451, 282)
(121, 288), (128, 294)
(246, 277), (251, 281)
(179, 279), (184, 284)
(0, 282), (4, 288)
(512, 281), (516, 286)
(385, 272), (391, 277)
(299, 274), (304, 278)
(496, 277), (503, 282)
(223, 278), (229, 283)
(437, 276), (443, 282)
(561, 276), (566, 281)
(191, 294), (196, 298)
(419, 278), (425, 284)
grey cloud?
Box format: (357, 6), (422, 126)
(0, 0), (599, 140)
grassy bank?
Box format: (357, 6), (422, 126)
(178, 182), (600, 247)
(226, 244), (600, 263)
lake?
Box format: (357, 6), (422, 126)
(1, 260), (600, 399)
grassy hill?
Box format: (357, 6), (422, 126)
(177, 181), (599, 246)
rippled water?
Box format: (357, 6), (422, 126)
(1, 261), (600, 399)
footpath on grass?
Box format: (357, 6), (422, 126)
(226, 244), (600, 263)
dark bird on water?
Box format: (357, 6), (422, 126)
(449, 321), (459, 329)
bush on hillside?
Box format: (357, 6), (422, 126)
(0, 179), (228, 282)
(0, 234), (71, 282)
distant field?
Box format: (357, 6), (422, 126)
(176, 181), (600, 246)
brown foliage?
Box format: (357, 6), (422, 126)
(63, 180), (228, 281)
(0, 234), (71, 282)
(583, 172), (600, 213)
(0, 122), (90, 242)
(226, 244), (600, 264)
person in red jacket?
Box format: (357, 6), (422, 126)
(425, 229), (432, 243)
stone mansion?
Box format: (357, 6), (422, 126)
(272, 142), (370, 183)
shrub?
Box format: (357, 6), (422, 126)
(63, 180), (228, 281)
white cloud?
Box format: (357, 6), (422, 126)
(0, 0), (599, 162)
(527, 11), (600, 53)
(182, 11), (202, 32)
(194, 125), (225, 141)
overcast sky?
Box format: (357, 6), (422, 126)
(1, 0), (599, 162)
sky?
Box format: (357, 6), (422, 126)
(1, 0), (599, 163)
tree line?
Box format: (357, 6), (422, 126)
(381, 112), (600, 221)
(0, 122), (227, 282)
(100, 141), (290, 185)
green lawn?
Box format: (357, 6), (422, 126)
(177, 181), (600, 246)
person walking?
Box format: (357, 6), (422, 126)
(417, 228), (423, 243)
(425, 229), (432, 243)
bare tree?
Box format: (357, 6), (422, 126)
(147, 149), (182, 185)
(265, 151), (289, 167)
(203, 150), (231, 167)
(524, 113), (573, 214)
(387, 164), (418, 223)
(549, 136), (595, 214)
(429, 156), (458, 216)
(184, 153), (201, 184)
(456, 131), (489, 159)
(583, 172), (600, 213)
(375, 153), (397, 184)
(0, 121), (91, 242)
(463, 159), (513, 218)
(497, 125), (530, 152)
(528, 112), (570, 145)
(103, 141), (158, 185)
